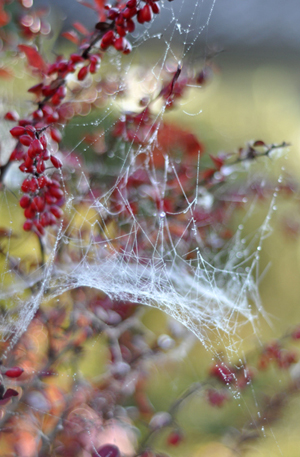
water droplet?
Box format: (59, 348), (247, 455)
(160, 212), (166, 218)
(238, 224), (244, 230)
(257, 246), (261, 251)
(272, 205), (277, 211)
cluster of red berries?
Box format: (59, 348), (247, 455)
(209, 361), (254, 392)
(9, 122), (64, 236)
(99, 0), (161, 54)
(258, 342), (297, 370)
(46, 52), (101, 83)
(4, 0), (167, 237)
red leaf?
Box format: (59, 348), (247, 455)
(18, 45), (46, 72)
(73, 21), (89, 36)
(210, 154), (224, 170)
(202, 168), (215, 181)
(61, 30), (80, 45)
(77, 0), (96, 9)
(94, 0), (106, 10)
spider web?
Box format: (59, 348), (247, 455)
(0, 0), (281, 355)
(0, 2), (294, 456)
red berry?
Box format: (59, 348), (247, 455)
(50, 128), (62, 143)
(123, 41), (132, 54)
(40, 135), (48, 149)
(114, 37), (125, 51)
(57, 60), (68, 72)
(42, 149), (50, 161)
(167, 431), (183, 446)
(23, 220), (33, 231)
(47, 62), (59, 75)
(32, 109), (43, 119)
(45, 194), (57, 205)
(42, 85), (56, 97)
(89, 62), (99, 74)
(28, 139), (43, 158)
(24, 125), (36, 138)
(40, 212), (49, 227)
(10, 126), (26, 137)
(50, 206), (63, 219)
(24, 206), (36, 219)
(36, 159), (45, 174)
(70, 53), (84, 64)
(92, 444), (120, 457)
(4, 111), (19, 122)
(50, 155), (62, 169)
(77, 65), (89, 81)
(51, 179), (60, 188)
(4, 367), (24, 378)
(42, 106), (53, 116)
(51, 93), (62, 105)
(20, 195), (31, 209)
(108, 8), (119, 20)
(123, 7), (137, 19)
(115, 13), (124, 26)
(90, 55), (101, 65)
(38, 176), (51, 188)
(48, 212), (57, 225)
(209, 363), (235, 384)
(19, 135), (32, 146)
(126, 19), (135, 33)
(24, 156), (33, 169)
(21, 179), (31, 192)
(19, 163), (28, 173)
(32, 196), (45, 212)
(47, 111), (59, 123)
(150, 1), (160, 14)
(101, 30), (115, 49)
(49, 186), (64, 199)
(116, 26), (126, 37)
(34, 220), (45, 236)
(142, 4), (153, 22)
(207, 388), (228, 407)
(29, 178), (38, 192)
(127, 0), (137, 7)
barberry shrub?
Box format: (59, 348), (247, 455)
(0, 1), (299, 457)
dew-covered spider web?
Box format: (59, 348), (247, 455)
(0, 0), (284, 354)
